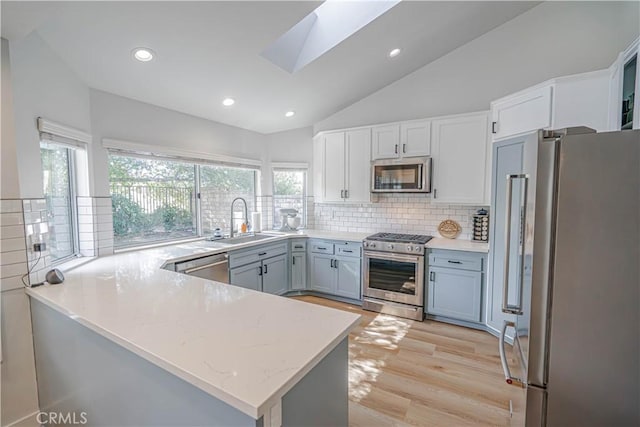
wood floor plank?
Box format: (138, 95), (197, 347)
(291, 296), (523, 426)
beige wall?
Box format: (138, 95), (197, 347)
(1, 38), (19, 199)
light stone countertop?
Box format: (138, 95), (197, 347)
(25, 236), (361, 420)
(426, 237), (490, 253)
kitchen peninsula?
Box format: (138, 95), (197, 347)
(26, 236), (361, 426)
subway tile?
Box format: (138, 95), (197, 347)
(0, 250), (27, 266)
(32, 200), (47, 211)
(1, 237), (26, 253)
(95, 197), (112, 207)
(97, 230), (113, 240)
(96, 206), (112, 215)
(0, 200), (23, 213)
(1, 225), (26, 239)
(0, 213), (25, 226)
(98, 246), (114, 256)
(1, 262), (27, 279)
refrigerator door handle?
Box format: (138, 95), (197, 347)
(499, 320), (526, 388)
(502, 173), (528, 315)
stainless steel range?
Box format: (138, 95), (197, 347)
(362, 232), (433, 320)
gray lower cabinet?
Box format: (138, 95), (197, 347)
(229, 261), (262, 291)
(262, 254), (288, 295)
(229, 243), (288, 294)
(335, 257), (361, 300)
(309, 253), (361, 300)
(310, 254), (335, 294)
(426, 249), (485, 323)
(427, 266), (482, 322)
(291, 252), (307, 290)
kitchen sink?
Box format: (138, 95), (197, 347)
(207, 233), (281, 245)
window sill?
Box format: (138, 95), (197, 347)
(113, 237), (204, 254)
(54, 256), (97, 273)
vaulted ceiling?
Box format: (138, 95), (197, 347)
(2, 1), (539, 134)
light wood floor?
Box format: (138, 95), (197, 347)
(292, 296), (523, 427)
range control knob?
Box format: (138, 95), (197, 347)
(370, 243), (376, 248)
(387, 244), (394, 250)
(406, 245), (413, 252)
(415, 246), (422, 252)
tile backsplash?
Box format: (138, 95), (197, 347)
(313, 194), (487, 240)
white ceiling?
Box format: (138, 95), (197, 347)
(2, 1), (539, 134)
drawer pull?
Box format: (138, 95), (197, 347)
(447, 260), (462, 264)
(258, 252), (267, 256)
(317, 247), (327, 250)
(294, 245), (303, 249)
(342, 249), (353, 253)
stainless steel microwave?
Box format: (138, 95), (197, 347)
(371, 157), (432, 193)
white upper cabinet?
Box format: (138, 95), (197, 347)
(372, 120), (431, 160)
(400, 120), (431, 157)
(491, 86), (552, 141)
(313, 129), (371, 204)
(431, 111), (490, 205)
(608, 37), (639, 131)
(371, 124), (400, 159)
(491, 70), (609, 141)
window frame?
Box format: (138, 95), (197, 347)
(107, 151), (261, 250)
(272, 165), (308, 230)
(40, 142), (81, 265)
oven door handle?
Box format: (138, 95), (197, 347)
(364, 251), (421, 263)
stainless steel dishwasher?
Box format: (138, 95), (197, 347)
(175, 253), (229, 283)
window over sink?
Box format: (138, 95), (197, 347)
(108, 153), (258, 249)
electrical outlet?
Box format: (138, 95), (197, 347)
(33, 242), (46, 252)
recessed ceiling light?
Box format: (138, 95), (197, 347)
(222, 98), (235, 107)
(285, 111), (295, 118)
(388, 48), (401, 58)
(133, 48), (155, 62)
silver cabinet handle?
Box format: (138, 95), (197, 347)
(394, 144), (398, 154)
(402, 144), (406, 153)
(502, 174), (528, 315)
(429, 271), (435, 281)
(499, 321), (525, 387)
(340, 190), (344, 199)
(334, 259), (338, 269)
(344, 189), (348, 198)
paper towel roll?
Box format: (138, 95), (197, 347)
(251, 212), (262, 232)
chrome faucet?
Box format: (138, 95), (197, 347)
(230, 197), (248, 238)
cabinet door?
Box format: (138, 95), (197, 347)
(262, 254), (288, 295)
(322, 132), (346, 202)
(335, 257), (361, 300)
(486, 139), (523, 333)
(345, 128), (371, 203)
(427, 266), (482, 322)
(431, 112), (489, 204)
(309, 254), (336, 294)
(400, 120), (431, 157)
(229, 261), (262, 292)
(291, 253), (307, 290)
(491, 85), (552, 140)
(371, 124), (400, 159)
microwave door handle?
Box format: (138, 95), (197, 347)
(417, 164), (423, 190)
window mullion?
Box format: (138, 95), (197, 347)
(195, 164), (202, 236)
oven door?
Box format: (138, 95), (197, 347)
(363, 251), (425, 306)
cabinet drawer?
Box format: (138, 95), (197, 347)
(229, 243), (288, 269)
(336, 244), (361, 258)
(429, 250), (483, 271)
(290, 239), (307, 252)
(310, 241), (335, 255)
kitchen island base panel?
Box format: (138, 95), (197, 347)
(30, 299), (349, 427)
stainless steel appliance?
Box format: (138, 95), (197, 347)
(175, 253), (229, 283)
(492, 128), (639, 426)
(362, 232), (433, 320)
(371, 157), (432, 193)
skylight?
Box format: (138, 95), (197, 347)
(261, 0), (400, 73)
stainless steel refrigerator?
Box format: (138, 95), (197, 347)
(491, 127), (639, 426)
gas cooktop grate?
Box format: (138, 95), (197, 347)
(366, 232), (433, 244)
